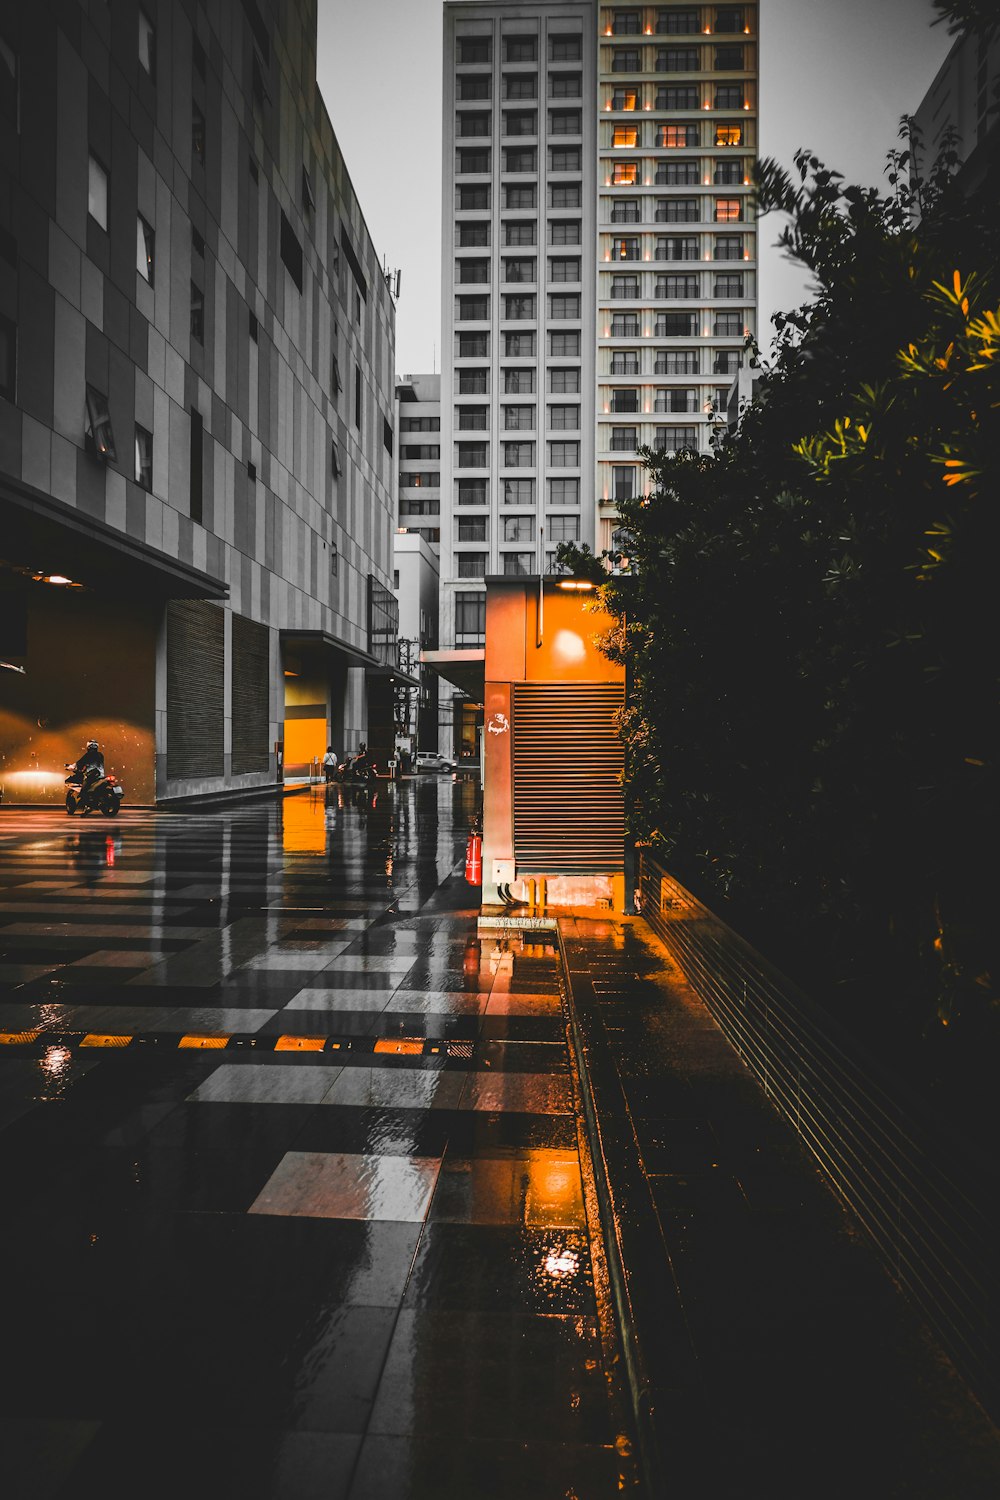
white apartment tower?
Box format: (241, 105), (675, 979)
(440, 0), (758, 654)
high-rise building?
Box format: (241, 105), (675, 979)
(395, 373), (442, 550)
(0, 0), (397, 803)
(439, 1), (758, 702)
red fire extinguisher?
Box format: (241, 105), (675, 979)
(465, 828), (482, 885)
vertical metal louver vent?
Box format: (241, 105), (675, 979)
(511, 683), (625, 874)
(231, 614), (270, 773)
(166, 600), (224, 779)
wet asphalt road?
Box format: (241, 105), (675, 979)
(0, 780), (635, 1500)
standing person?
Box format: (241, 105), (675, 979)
(322, 745), (338, 784)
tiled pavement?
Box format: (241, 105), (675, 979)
(0, 784), (636, 1500)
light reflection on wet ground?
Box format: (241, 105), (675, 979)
(0, 781), (636, 1497)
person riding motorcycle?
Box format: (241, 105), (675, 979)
(67, 739), (105, 784)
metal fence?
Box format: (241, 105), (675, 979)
(639, 853), (999, 1422)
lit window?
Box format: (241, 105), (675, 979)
(611, 88), (638, 111)
(138, 10), (156, 79)
(662, 124), (698, 148)
(612, 127), (638, 147)
(716, 123), (743, 146)
(136, 214), (155, 283)
(88, 154), (108, 229)
(134, 424), (153, 490)
(190, 282), (204, 343)
(85, 386), (116, 460)
(715, 198), (742, 222)
(612, 161), (638, 185)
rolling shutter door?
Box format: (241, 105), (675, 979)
(231, 614), (270, 773)
(166, 600), (224, 779)
(512, 682), (625, 875)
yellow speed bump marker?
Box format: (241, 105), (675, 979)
(373, 1037), (424, 1055)
(274, 1035), (326, 1052)
(0, 1030), (41, 1045)
(178, 1034), (229, 1049)
(80, 1034), (132, 1048)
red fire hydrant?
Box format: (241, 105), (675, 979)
(465, 829), (482, 885)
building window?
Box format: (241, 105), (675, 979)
(459, 112), (491, 137)
(458, 74), (491, 100)
(610, 199), (640, 224)
(714, 350), (740, 374)
(302, 165), (316, 213)
(549, 441), (579, 466)
(548, 404), (579, 430)
(505, 222), (536, 247)
(459, 222), (490, 246)
(136, 214), (155, 283)
(714, 85), (744, 109)
(505, 75), (537, 100)
(503, 516), (533, 544)
(505, 331), (536, 356)
(280, 211), (303, 290)
(0, 313), (16, 401)
(655, 387), (699, 413)
(190, 281), (204, 343)
(657, 426), (698, 451)
(715, 9), (745, 34)
(663, 46), (699, 70)
(550, 220), (581, 245)
(714, 234), (743, 259)
(549, 478), (580, 505)
(660, 273), (699, 297)
(458, 147), (491, 174)
(657, 311), (698, 335)
(657, 235), (698, 260)
(610, 351), (639, 375)
(659, 160), (700, 185)
(550, 72), (581, 97)
(459, 259), (490, 283)
(610, 275), (639, 300)
(714, 311), (743, 335)
(134, 424), (153, 490)
(714, 273), (744, 296)
(716, 123), (743, 147)
(503, 478), (535, 505)
(458, 479), (488, 505)
(502, 552), (534, 576)
(610, 313), (639, 337)
(612, 126), (638, 148)
(331, 439), (342, 478)
(715, 198), (742, 222)
(458, 185), (490, 210)
(548, 514), (579, 542)
(549, 330), (580, 355)
(459, 369), (488, 393)
(503, 109), (536, 135)
(503, 441), (534, 467)
(610, 388), (639, 412)
(354, 365), (362, 431)
(505, 35), (537, 62)
(458, 517), (488, 541)
(455, 591), (486, 642)
(661, 123), (699, 148)
(657, 8), (700, 34)
(612, 466), (637, 500)
(549, 367), (580, 393)
(613, 237), (640, 261)
(611, 49), (641, 72)
(457, 442), (488, 467)
(613, 9), (641, 34)
(505, 184), (537, 208)
(458, 332), (489, 356)
(88, 154), (108, 229)
(190, 407), (203, 522)
(612, 161), (639, 186)
(550, 146), (581, 172)
(457, 553), (487, 578)
(550, 109), (581, 134)
(504, 147), (537, 173)
(611, 87), (638, 111)
(504, 405), (535, 432)
(549, 36), (582, 61)
(714, 159), (743, 184)
(138, 9), (156, 80)
(504, 294), (536, 320)
(457, 406), (488, 430)
(657, 350), (700, 373)
(400, 416), (442, 433)
(457, 38), (491, 64)
(550, 293), (580, 318)
(657, 197), (699, 223)
(192, 104), (206, 164)
(549, 257), (580, 282)
(192, 227), (205, 258)
(458, 296), (490, 320)
(504, 257), (536, 283)
(659, 85), (699, 110)
(504, 368), (535, 393)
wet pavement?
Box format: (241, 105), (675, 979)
(561, 916), (1000, 1500)
(0, 783), (636, 1500)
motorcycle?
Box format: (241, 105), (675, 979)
(64, 763), (124, 817)
(335, 753), (379, 786)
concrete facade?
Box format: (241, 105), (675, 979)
(0, 0), (396, 804)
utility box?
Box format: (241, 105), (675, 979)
(482, 576), (626, 913)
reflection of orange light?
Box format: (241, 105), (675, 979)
(544, 1249), (579, 1278)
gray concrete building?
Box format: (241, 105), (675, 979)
(0, 0), (397, 804)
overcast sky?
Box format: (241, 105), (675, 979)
(316, 0), (954, 377)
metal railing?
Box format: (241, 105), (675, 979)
(639, 853), (999, 1422)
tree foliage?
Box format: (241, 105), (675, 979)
(567, 131), (1000, 1039)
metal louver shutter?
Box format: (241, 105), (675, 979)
(166, 600), (224, 779)
(231, 614), (270, 773)
(512, 682), (625, 875)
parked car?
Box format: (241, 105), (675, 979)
(415, 751), (455, 773)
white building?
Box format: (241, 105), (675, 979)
(396, 373), (442, 551)
(391, 530), (440, 757)
(439, 0), (759, 670)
